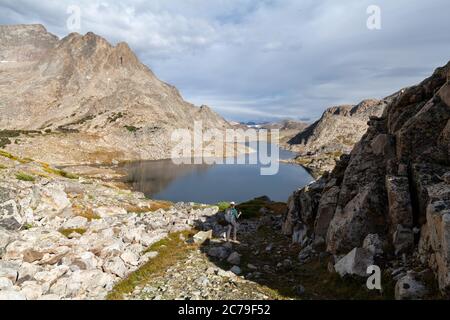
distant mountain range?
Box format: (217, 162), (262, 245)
(285, 99), (388, 175)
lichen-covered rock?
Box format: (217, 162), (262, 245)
(395, 274), (428, 300)
(363, 234), (384, 256)
(423, 199), (450, 292)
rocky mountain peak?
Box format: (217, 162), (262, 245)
(0, 24), (230, 164)
(43, 31), (144, 74)
(0, 24), (58, 61)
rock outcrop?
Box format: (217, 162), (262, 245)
(283, 61), (450, 297)
(287, 99), (387, 176)
(0, 24), (231, 165)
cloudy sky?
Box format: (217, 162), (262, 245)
(1, 0), (450, 122)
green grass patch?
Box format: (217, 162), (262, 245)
(0, 130), (41, 141)
(15, 172), (35, 182)
(0, 164), (6, 169)
(107, 112), (125, 123)
(0, 137), (11, 148)
(107, 230), (197, 300)
(42, 165), (78, 179)
(0, 130), (21, 138)
(0, 150), (34, 164)
(124, 125), (140, 133)
(236, 196), (286, 219)
(124, 201), (173, 214)
(325, 151), (344, 159)
(216, 201), (230, 211)
(0, 150), (16, 160)
(59, 228), (87, 238)
(294, 157), (312, 165)
(0, 150), (22, 161)
(72, 204), (101, 221)
(148, 201), (173, 212)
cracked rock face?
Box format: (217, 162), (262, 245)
(283, 61), (450, 296)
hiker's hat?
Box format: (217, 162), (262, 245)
(230, 201), (236, 206)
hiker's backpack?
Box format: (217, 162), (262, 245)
(224, 208), (235, 223)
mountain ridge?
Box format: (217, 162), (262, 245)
(286, 98), (388, 176)
(0, 24), (232, 165)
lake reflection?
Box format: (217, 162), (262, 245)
(121, 142), (313, 204)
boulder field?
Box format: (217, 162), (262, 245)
(0, 153), (219, 300)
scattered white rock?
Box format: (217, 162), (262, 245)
(18, 262), (42, 281)
(334, 248), (374, 277)
(20, 281), (44, 300)
(120, 250), (140, 266)
(217, 269), (235, 278)
(0, 277), (13, 290)
(103, 257), (128, 278)
(35, 184), (71, 217)
(63, 216), (88, 229)
(0, 261), (19, 283)
(193, 230), (212, 244)
(0, 290), (26, 300)
(0, 227), (14, 255)
(34, 265), (69, 285)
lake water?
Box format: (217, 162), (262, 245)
(121, 142), (314, 204)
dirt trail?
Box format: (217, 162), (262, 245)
(122, 205), (393, 300)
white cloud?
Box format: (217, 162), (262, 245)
(1, 0), (450, 121)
